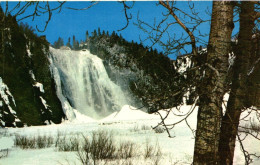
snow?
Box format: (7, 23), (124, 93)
(175, 56), (192, 74)
(68, 110), (97, 123)
(60, 46), (71, 50)
(30, 71), (50, 113)
(26, 45), (32, 57)
(0, 137), (13, 150)
(34, 82), (44, 93)
(101, 105), (157, 123)
(0, 104), (259, 164)
(248, 67), (255, 75)
(30, 70), (45, 94)
(0, 77), (21, 126)
(198, 48), (207, 54)
(29, 70), (36, 81)
(0, 77), (16, 107)
(228, 52), (236, 70)
(39, 96), (48, 109)
(222, 93), (229, 115)
(248, 57), (260, 75)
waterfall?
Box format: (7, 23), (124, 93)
(49, 47), (128, 120)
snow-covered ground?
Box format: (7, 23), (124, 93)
(0, 105), (259, 165)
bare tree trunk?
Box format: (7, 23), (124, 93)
(219, 2), (255, 164)
(193, 1), (234, 164)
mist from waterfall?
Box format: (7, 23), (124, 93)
(49, 47), (128, 120)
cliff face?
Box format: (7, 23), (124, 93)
(0, 9), (64, 127)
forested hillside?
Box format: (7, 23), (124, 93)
(84, 30), (186, 112)
(0, 8), (64, 127)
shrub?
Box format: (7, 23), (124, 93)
(77, 130), (134, 165)
(90, 130), (116, 160)
(144, 140), (162, 159)
(130, 124), (140, 132)
(77, 130), (117, 165)
(144, 140), (154, 159)
(141, 124), (151, 131)
(154, 126), (165, 134)
(77, 135), (92, 165)
(0, 149), (9, 159)
(75, 130), (163, 165)
(249, 121), (260, 133)
(117, 141), (135, 159)
(56, 136), (79, 152)
(14, 135), (36, 149)
(14, 134), (53, 149)
(0, 128), (8, 138)
(36, 135), (53, 148)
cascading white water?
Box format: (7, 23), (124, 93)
(49, 47), (128, 120)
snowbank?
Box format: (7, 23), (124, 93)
(100, 105), (158, 122)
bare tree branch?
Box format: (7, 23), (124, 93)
(66, 1), (98, 11)
(159, 0), (197, 56)
(118, 1), (134, 32)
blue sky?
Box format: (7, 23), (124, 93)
(1, 1), (239, 59)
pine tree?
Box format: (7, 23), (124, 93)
(66, 37), (71, 48)
(72, 35), (79, 50)
(86, 31), (89, 41)
(76, 40), (79, 50)
(92, 30), (97, 37)
(53, 37), (64, 49)
(98, 27), (101, 36)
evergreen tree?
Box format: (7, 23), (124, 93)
(53, 37), (64, 49)
(98, 27), (101, 36)
(66, 37), (71, 48)
(86, 31), (89, 41)
(111, 31), (116, 37)
(76, 40), (80, 50)
(92, 30), (97, 37)
(72, 35), (79, 50)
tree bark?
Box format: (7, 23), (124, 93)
(193, 1), (234, 164)
(219, 2), (255, 164)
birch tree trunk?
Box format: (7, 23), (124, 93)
(193, 1), (234, 164)
(219, 2), (255, 164)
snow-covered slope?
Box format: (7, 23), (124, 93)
(100, 105), (158, 122)
(0, 77), (21, 127)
